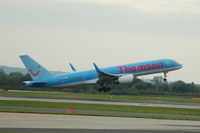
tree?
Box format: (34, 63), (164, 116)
(9, 72), (23, 79)
(21, 73), (32, 81)
(151, 76), (163, 84)
(171, 80), (192, 93)
(0, 69), (7, 85)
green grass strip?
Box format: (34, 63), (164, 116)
(1, 91), (200, 103)
(1, 109), (200, 121)
(1, 100), (200, 116)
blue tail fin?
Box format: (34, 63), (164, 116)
(20, 55), (52, 81)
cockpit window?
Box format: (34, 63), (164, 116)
(173, 61), (178, 64)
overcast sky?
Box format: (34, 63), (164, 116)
(0, 0), (200, 83)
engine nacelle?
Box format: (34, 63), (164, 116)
(114, 75), (134, 84)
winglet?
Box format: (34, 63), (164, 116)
(69, 63), (77, 71)
(93, 63), (119, 79)
(93, 63), (101, 73)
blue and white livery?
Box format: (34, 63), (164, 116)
(20, 55), (183, 92)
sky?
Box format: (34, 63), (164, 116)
(0, 0), (200, 83)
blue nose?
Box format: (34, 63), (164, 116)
(179, 64), (183, 69)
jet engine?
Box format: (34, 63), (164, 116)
(114, 75), (134, 84)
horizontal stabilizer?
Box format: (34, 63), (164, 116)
(23, 81), (47, 86)
(32, 82), (47, 85)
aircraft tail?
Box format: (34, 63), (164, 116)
(20, 55), (52, 81)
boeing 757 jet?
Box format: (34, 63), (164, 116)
(20, 55), (183, 92)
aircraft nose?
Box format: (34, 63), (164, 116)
(179, 63), (183, 69)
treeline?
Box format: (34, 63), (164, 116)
(0, 69), (61, 91)
(72, 77), (200, 96)
(0, 69), (200, 96)
(0, 69), (31, 89)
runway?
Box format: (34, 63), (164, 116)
(0, 95), (200, 109)
(1, 128), (199, 133)
(0, 112), (200, 133)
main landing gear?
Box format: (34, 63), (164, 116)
(98, 87), (111, 92)
(163, 72), (167, 82)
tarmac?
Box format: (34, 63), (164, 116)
(1, 93), (200, 132)
(0, 112), (200, 133)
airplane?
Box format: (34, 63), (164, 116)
(20, 55), (183, 92)
(69, 63), (77, 72)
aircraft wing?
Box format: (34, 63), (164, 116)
(93, 63), (120, 84)
(69, 63), (77, 72)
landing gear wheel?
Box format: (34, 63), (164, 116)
(163, 72), (168, 82)
(98, 88), (103, 92)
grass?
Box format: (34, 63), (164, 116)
(1, 90), (200, 103)
(1, 90), (200, 120)
(75, 113), (200, 121)
(1, 109), (200, 121)
(1, 100), (200, 116)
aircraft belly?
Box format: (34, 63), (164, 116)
(52, 79), (98, 87)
